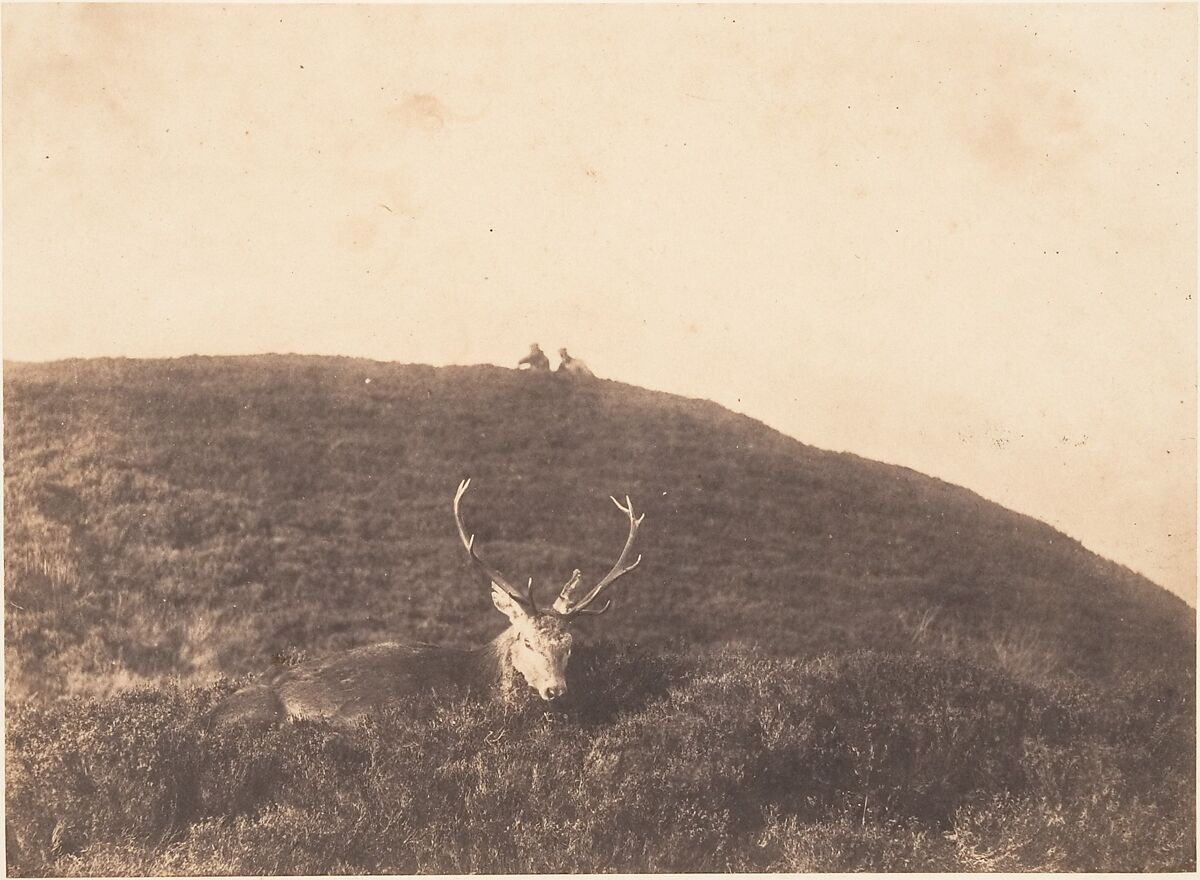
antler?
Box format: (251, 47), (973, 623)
(453, 479), (537, 611)
(553, 495), (644, 617)
(555, 569), (583, 611)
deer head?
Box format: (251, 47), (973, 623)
(453, 478), (644, 702)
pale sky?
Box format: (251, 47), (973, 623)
(4, 3), (1196, 603)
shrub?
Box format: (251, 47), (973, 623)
(6, 686), (217, 869)
(6, 645), (1193, 874)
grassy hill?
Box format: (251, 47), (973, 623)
(4, 355), (1195, 873)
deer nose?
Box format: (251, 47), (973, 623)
(543, 685), (566, 701)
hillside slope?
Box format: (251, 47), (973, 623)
(3, 355), (1193, 700)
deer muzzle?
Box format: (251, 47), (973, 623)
(540, 684), (567, 701)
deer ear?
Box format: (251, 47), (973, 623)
(490, 583), (528, 621)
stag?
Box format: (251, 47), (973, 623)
(214, 479), (644, 724)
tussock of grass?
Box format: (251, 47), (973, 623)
(7, 646), (1194, 874)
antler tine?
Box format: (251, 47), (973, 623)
(611, 493), (646, 524)
(569, 599), (612, 616)
(452, 478), (536, 610)
(560, 494), (644, 617)
(556, 569), (582, 606)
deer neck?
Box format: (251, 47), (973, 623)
(464, 626), (520, 699)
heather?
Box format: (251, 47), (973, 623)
(5, 356), (1193, 872)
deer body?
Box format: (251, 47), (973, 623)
(214, 480), (641, 725)
(216, 638), (512, 724)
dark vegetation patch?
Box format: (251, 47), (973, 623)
(6, 647), (1193, 875)
(3, 356), (1195, 872)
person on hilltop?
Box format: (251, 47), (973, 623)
(517, 343), (550, 372)
(557, 348), (595, 378)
